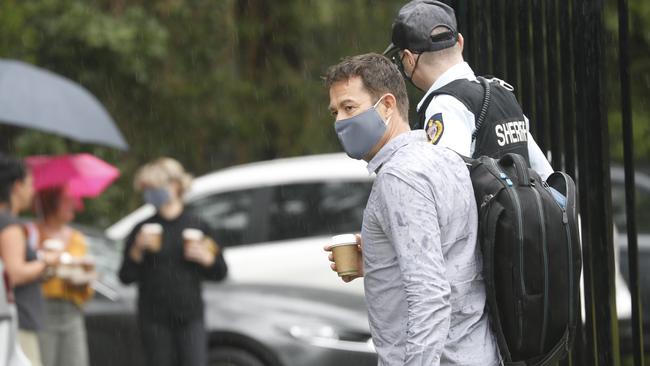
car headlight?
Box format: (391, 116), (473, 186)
(280, 323), (375, 353)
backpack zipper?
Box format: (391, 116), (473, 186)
(488, 159), (526, 348)
(563, 212), (574, 325)
(546, 175), (576, 328)
(532, 187), (550, 353)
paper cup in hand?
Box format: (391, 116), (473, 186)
(141, 223), (163, 252)
(43, 239), (65, 252)
(330, 234), (360, 277)
(183, 229), (204, 253)
(56, 252), (74, 280)
(80, 256), (95, 272)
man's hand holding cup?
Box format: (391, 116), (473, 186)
(324, 233), (363, 283)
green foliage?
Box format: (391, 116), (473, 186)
(0, 0), (647, 228)
(0, 0), (406, 227)
(605, 0), (650, 163)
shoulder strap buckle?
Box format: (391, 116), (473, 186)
(483, 76), (515, 92)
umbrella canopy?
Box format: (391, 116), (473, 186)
(25, 153), (120, 198)
(0, 59), (128, 150)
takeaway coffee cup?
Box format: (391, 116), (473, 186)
(183, 228), (204, 255)
(43, 238), (65, 253)
(80, 256), (95, 273)
(141, 223), (163, 252)
(330, 234), (360, 277)
(56, 252), (75, 280)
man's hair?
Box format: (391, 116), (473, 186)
(325, 53), (409, 121)
(0, 154), (27, 204)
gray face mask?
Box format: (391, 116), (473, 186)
(334, 96), (391, 160)
(143, 187), (171, 209)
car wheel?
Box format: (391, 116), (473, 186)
(209, 346), (266, 366)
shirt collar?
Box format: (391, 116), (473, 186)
(366, 130), (427, 174)
(416, 62), (476, 112)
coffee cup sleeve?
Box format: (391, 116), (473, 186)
(204, 238), (219, 255)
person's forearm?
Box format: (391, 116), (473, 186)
(202, 254), (228, 281)
(128, 245), (144, 263)
(7, 261), (46, 286)
(119, 247), (143, 284)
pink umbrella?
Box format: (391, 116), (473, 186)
(25, 153), (120, 198)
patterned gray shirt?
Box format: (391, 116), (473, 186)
(362, 130), (500, 366)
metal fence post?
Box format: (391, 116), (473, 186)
(617, 0), (644, 363)
(573, 0), (621, 364)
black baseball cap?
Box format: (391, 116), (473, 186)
(383, 0), (458, 56)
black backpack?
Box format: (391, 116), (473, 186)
(463, 152), (582, 366)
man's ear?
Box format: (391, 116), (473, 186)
(403, 49), (417, 67)
(380, 93), (398, 118)
(457, 33), (464, 52)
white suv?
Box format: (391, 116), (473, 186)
(106, 153), (372, 294)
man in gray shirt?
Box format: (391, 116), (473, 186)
(325, 53), (500, 365)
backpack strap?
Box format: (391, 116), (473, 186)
(23, 222), (40, 252)
(498, 153), (531, 186)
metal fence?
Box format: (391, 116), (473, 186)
(440, 0), (641, 365)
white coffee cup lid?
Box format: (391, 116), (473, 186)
(59, 252), (73, 265)
(43, 239), (65, 251)
(330, 234), (358, 248)
(142, 223), (163, 234)
(183, 228), (204, 240)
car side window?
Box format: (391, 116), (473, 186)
(267, 181), (372, 242)
(185, 189), (258, 247)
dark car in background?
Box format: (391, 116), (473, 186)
(84, 154), (377, 366)
(82, 155), (650, 364)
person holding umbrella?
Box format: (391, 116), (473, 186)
(119, 157), (228, 366)
(23, 153), (120, 366)
(0, 153), (57, 366)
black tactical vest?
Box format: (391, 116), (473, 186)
(416, 78), (531, 164)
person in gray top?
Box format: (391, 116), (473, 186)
(325, 53), (500, 365)
(0, 154), (57, 366)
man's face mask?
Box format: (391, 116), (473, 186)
(334, 95), (391, 160)
(143, 187), (171, 209)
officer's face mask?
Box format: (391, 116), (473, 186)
(334, 95), (391, 160)
(401, 52), (423, 91)
(143, 187), (171, 209)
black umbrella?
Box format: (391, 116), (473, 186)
(0, 59), (128, 150)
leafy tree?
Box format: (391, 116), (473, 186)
(0, 0), (406, 227)
(0, 0), (646, 228)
